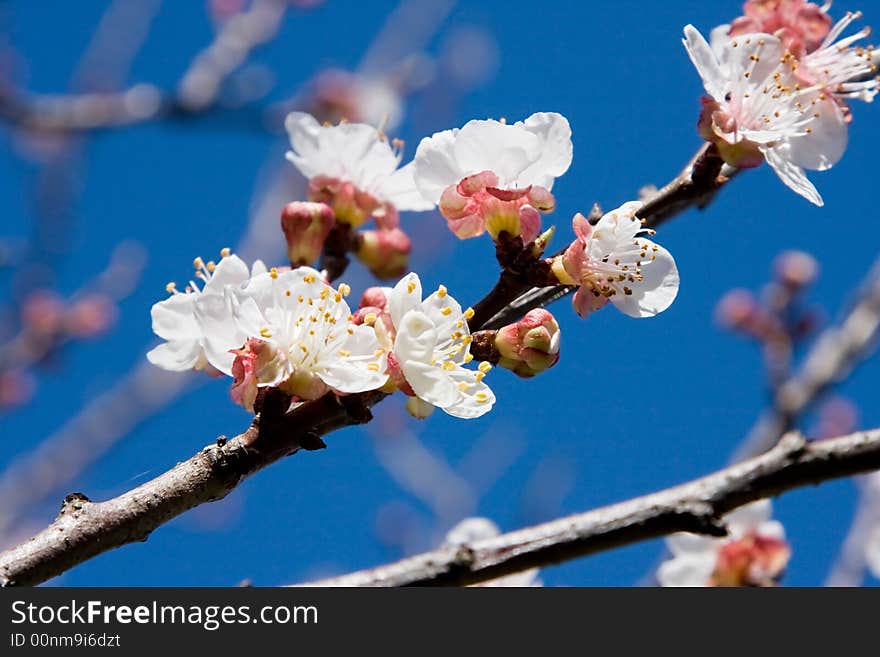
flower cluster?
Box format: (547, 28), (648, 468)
(149, 256), (495, 418)
(684, 2), (876, 205)
(658, 500), (791, 587)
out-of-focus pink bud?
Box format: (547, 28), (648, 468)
(711, 533), (791, 587)
(21, 290), (65, 337)
(64, 294), (116, 338)
(0, 368), (35, 409)
(812, 396), (859, 439)
(729, 0), (832, 56)
(773, 250), (818, 290)
(495, 309), (560, 378)
(281, 201), (336, 266)
(354, 227), (411, 279)
(715, 289), (759, 331)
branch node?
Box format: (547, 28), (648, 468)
(57, 492), (91, 519)
(300, 432), (327, 451)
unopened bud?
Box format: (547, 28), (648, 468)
(774, 250), (818, 290)
(715, 289), (758, 330)
(354, 227), (411, 279)
(21, 290), (65, 337)
(495, 309), (560, 378)
(281, 201), (336, 266)
(65, 294), (116, 338)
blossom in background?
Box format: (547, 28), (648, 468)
(225, 267), (388, 402)
(553, 203), (679, 319)
(684, 25), (848, 206)
(727, 0), (832, 55)
(284, 111), (433, 229)
(412, 112), (572, 241)
(147, 250), (262, 373)
(444, 517), (542, 587)
(658, 499), (791, 587)
(357, 273), (495, 419)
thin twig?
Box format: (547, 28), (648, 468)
(733, 254), (880, 461)
(295, 430), (880, 587)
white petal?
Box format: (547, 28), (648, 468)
(726, 499), (773, 536)
(443, 368), (495, 419)
(401, 360), (460, 408)
(611, 242), (680, 318)
(762, 146), (824, 206)
(666, 532), (718, 556)
(150, 293), (199, 342)
(318, 324), (388, 393)
(203, 255), (249, 293)
(381, 161), (436, 211)
(453, 119), (540, 188)
(758, 520), (786, 542)
(683, 25), (727, 100)
(395, 310), (439, 366)
(195, 293), (243, 376)
(146, 340), (202, 371)
(388, 273), (424, 330)
(657, 553), (716, 587)
(779, 97), (848, 171)
(518, 112), (573, 189)
(866, 527), (880, 579)
(412, 128), (466, 204)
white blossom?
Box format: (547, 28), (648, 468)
(147, 252), (263, 373)
(556, 203), (679, 319)
(226, 267), (388, 399)
(684, 24), (848, 206)
(658, 499), (789, 587)
(284, 111), (432, 213)
(384, 273), (495, 419)
(411, 112), (573, 205)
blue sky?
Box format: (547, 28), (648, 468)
(2, 0), (879, 586)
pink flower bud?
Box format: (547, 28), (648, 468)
(494, 309), (560, 378)
(715, 289), (759, 331)
(308, 175), (380, 228)
(358, 287), (389, 313)
(0, 368), (35, 409)
(354, 227), (411, 279)
(21, 290), (65, 337)
(64, 294), (116, 338)
(773, 250), (818, 289)
(280, 201), (336, 266)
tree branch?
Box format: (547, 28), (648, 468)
(0, 390), (385, 586)
(295, 429), (880, 587)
